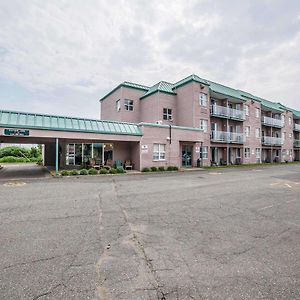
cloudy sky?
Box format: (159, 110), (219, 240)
(0, 0), (300, 119)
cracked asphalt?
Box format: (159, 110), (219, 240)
(0, 164), (300, 299)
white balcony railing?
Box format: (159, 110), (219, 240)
(210, 105), (245, 120)
(262, 116), (283, 128)
(211, 130), (244, 143)
(262, 136), (283, 145)
(294, 140), (300, 147)
(294, 123), (300, 131)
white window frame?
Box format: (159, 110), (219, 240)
(244, 147), (250, 158)
(255, 108), (260, 118)
(153, 143), (166, 161)
(255, 128), (260, 138)
(255, 148), (261, 159)
(244, 105), (249, 116)
(163, 108), (172, 120)
(245, 126), (250, 137)
(289, 117), (292, 126)
(200, 146), (208, 159)
(200, 119), (208, 132)
(116, 99), (121, 112)
(124, 99), (134, 111)
(199, 93), (207, 107)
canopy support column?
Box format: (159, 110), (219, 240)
(55, 138), (59, 176)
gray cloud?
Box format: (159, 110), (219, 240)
(0, 0), (300, 118)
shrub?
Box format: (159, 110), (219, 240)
(70, 169), (79, 176)
(151, 166), (157, 172)
(172, 166), (179, 171)
(116, 166), (125, 173)
(142, 167), (150, 172)
(88, 168), (98, 175)
(61, 170), (70, 176)
(79, 169), (88, 175)
(99, 168), (108, 174)
(0, 146), (31, 158)
(109, 168), (117, 174)
(166, 166), (173, 171)
(158, 166), (165, 172)
(0, 156), (28, 163)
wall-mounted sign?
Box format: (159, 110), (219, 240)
(195, 146), (200, 153)
(4, 129), (30, 137)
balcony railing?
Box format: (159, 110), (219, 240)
(261, 136), (283, 145)
(294, 123), (300, 131)
(294, 140), (300, 147)
(211, 130), (244, 143)
(210, 105), (245, 120)
(262, 116), (283, 128)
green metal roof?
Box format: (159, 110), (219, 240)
(206, 80), (245, 101)
(140, 81), (176, 99)
(173, 74), (210, 89)
(0, 110), (142, 136)
(100, 81), (149, 102)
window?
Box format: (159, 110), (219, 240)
(200, 146), (208, 159)
(286, 149), (289, 155)
(116, 100), (121, 111)
(256, 148), (261, 159)
(163, 108), (172, 120)
(153, 144), (166, 160)
(289, 117), (292, 126)
(124, 99), (134, 111)
(255, 128), (260, 138)
(245, 126), (250, 137)
(255, 108), (260, 118)
(200, 119), (208, 132)
(244, 105), (249, 116)
(244, 148), (251, 158)
(199, 93), (207, 106)
(289, 133), (292, 139)
(282, 132), (285, 140)
(281, 115), (285, 124)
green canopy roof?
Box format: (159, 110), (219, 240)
(0, 110), (142, 136)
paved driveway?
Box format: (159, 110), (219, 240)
(0, 163), (50, 181)
(0, 164), (300, 299)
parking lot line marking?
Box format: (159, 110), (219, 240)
(208, 172), (222, 175)
(285, 183), (292, 188)
(270, 182), (281, 186)
(258, 199), (298, 211)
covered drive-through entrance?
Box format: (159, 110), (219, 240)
(0, 110), (142, 175)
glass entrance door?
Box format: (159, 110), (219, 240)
(182, 145), (193, 167)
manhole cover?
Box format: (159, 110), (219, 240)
(3, 181), (26, 187)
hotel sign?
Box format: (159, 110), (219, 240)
(4, 129), (30, 137)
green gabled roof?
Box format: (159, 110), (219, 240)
(100, 81), (149, 102)
(173, 74), (210, 89)
(284, 107), (300, 119)
(0, 110), (142, 136)
(140, 81), (176, 99)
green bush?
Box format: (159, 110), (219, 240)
(61, 170), (70, 176)
(99, 168), (108, 174)
(70, 169), (79, 176)
(142, 167), (150, 172)
(0, 146), (31, 158)
(158, 166), (165, 172)
(167, 166), (178, 171)
(116, 166), (125, 173)
(151, 166), (157, 172)
(109, 168), (117, 174)
(79, 169), (88, 175)
(0, 156), (28, 163)
(88, 168), (98, 175)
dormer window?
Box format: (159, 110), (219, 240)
(116, 100), (121, 112)
(124, 99), (134, 111)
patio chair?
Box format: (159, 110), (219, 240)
(103, 159), (113, 170)
(124, 160), (133, 170)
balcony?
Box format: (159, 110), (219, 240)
(261, 116), (283, 128)
(294, 123), (300, 131)
(211, 130), (244, 144)
(294, 140), (300, 147)
(210, 105), (245, 121)
(262, 136), (283, 146)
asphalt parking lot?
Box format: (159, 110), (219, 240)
(0, 164), (300, 299)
